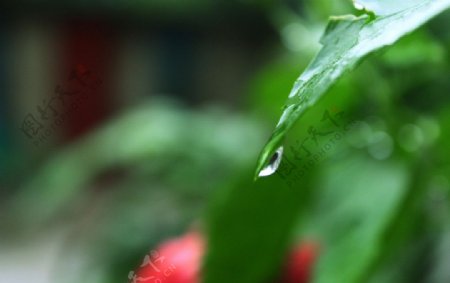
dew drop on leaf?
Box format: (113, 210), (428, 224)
(258, 146), (284, 177)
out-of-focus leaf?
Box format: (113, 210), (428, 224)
(310, 155), (410, 283)
(255, 0), (450, 178)
(7, 100), (265, 230)
(429, 228), (450, 283)
(381, 30), (445, 67)
(203, 172), (313, 283)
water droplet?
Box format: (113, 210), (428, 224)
(258, 146), (284, 177)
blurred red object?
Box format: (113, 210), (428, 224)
(130, 231), (204, 283)
(279, 240), (320, 283)
(130, 232), (319, 283)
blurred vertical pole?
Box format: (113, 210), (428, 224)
(158, 30), (196, 103)
(0, 23), (9, 185)
(60, 20), (115, 142)
(113, 33), (157, 109)
(9, 21), (59, 175)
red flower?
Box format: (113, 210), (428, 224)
(130, 232), (319, 283)
(130, 231), (204, 283)
(279, 240), (320, 283)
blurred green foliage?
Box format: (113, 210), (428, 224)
(206, 2), (450, 283)
(2, 1), (450, 283)
(255, 0), (450, 176)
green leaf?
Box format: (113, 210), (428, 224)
(203, 173), (313, 283)
(8, 100), (265, 229)
(352, 0), (424, 16)
(255, 0), (450, 179)
(310, 156), (409, 283)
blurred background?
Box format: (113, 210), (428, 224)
(1, 1), (450, 283)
